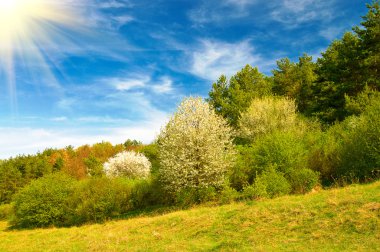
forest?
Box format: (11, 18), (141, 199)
(0, 2), (379, 229)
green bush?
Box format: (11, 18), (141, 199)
(0, 204), (13, 220)
(253, 169), (291, 198)
(65, 177), (135, 225)
(337, 99), (380, 180)
(219, 185), (240, 204)
(287, 168), (319, 194)
(11, 173), (76, 228)
(175, 187), (218, 207)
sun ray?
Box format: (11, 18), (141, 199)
(0, 0), (82, 115)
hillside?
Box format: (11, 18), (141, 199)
(0, 182), (379, 251)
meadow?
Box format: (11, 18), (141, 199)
(0, 181), (379, 251)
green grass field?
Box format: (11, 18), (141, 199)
(0, 182), (379, 251)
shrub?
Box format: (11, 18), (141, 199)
(175, 187), (218, 207)
(65, 177), (135, 225)
(287, 168), (319, 194)
(158, 97), (235, 196)
(252, 169), (291, 198)
(219, 185), (240, 204)
(337, 99), (380, 180)
(11, 173), (76, 228)
(0, 204), (13, 220)
(246, 131), (309, 176)
(238, 97), (298, 143)
(104, 151), (151, 179)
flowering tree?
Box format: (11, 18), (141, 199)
(238, 97), (298, 142)
(158, 97), (235, 194)
(103, 151), (151, 179)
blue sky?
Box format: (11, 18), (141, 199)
(0, 0), (369, 158)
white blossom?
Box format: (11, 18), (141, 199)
(103, 151), (151, 179)
(158, 97), (235, 194)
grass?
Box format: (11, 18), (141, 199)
(0, 182), (379, 251)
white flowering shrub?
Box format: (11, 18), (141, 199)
(103, 151), (151, 179)
(158, 97), (235, 195)
(238, 97), (298, 142)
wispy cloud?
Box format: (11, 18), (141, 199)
(189, 39), (263, 80)
(270, 0), (335, 28)
(188, 0), (258, 25)
(319, 26), (348, 41)
(97, 0), (133, 9)
(107, 74), (174, 94)
(152, 77), (174, 94)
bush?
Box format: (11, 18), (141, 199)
(158, 97), (235, 196)
(287, 168), (319, 194)
(65, 177), (135, 225)
(337, 99), (380, 180)
(104, 151), (151, 179)
(11, 173), (76, 228)
(253, 169), (291, 198)
(175, 187), (218, 207)
(0, 204), (13, 220)
(219, 185), (240, 204)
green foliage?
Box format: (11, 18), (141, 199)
(354, 1), (380, 87)
(345, 86), (380, 116)
(66, 178), (134, 225)
(306, 2), (380, 123)
(140, 144), (160, 174)
(249, 131), (309, 175)
(0, 204), (13, 220)
(272, 54), (317, 112)
(208, 65), (272, 127)
(337, 98), (380, 180)
(0, 162), (23, 204)
(84, 155), (104, 177)
(124, 139), (143, 149)
(12, 173), (76, 228)
(251, 169), (291, 199)
(287, 168), (319, 194)
(175, 187), (218, 207)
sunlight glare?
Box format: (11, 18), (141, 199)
(0, 0), (80, 114)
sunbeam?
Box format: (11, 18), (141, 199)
(0, 0), (82, 114)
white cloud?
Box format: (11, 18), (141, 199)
(189, 39), (263, 80)
(271, 0), (335, 27)
(319, 26), (347, 41)
(0, 123), (165, 159)
(97, 0), (133, 9)
(151, 77), (174, 94)
(106, 74), (175, 94)
(188, 0), (258, 25)
(51, 116), (68, 122)
(0, 101), (170, 159)
(110, 76), (149, 91)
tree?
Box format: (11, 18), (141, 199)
(272, 54), (317, 112)
(305, 2), (380, 123)
(354, 1), (380, 88)
(238, 97), (298, 143)
(103, 151), (151, 179)
(208, 65), (272, 127)
(158, 97), (235, 194)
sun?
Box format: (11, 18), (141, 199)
(0, 0), (79, 113)
(0, 0), (66, 41)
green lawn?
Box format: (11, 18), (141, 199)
(0, 182), (379, 251)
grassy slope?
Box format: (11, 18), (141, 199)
(0, 182), (379, 252)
